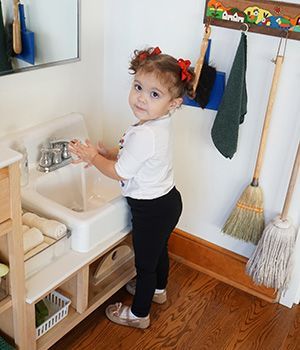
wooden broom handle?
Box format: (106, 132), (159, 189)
(192, 26), (211, 95)
(13, 0), (22, 54)
(281, 142), (300, 220)
(252, 55), (284, 183)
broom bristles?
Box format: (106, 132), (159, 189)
(222, 185), (265, 244)
(246, 216), (297, 293)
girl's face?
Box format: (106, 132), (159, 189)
(128, 71), (182, 123)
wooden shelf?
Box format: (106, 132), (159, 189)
(25, 229), (130, 304)
(0, 219), (11, 238)
(21, 237), (135, 350)
(36, 259), (135, 350)
(88, 257), (136, 307)
(0, 161), (27, 349)
(0, 296), (12, 314)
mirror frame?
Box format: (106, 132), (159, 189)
(1, 0), (81, 76)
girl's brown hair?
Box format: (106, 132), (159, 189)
(129, 47), (195, 99)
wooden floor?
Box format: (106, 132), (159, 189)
(50, 260), (300, 350)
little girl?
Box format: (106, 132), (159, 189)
(69, 47), (195, 329)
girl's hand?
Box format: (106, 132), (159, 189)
(69, 139), (98, 165)
(97, 141), (109, 158)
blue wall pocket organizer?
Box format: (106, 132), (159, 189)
(16, 4), (35, 65)
(183, 39), (225, 111)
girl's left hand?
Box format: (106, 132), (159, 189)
(69, 139), (98, 165)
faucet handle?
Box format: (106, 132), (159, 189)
(39, 148), (53, 168)
(51, 141), (71, 157)
(61, 142), (71, 159)
(51, 147), (63, 164)
(48, 139), (72, 160)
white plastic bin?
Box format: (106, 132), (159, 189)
(36, 290), (71, 339)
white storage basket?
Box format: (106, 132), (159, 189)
(36, 290), (71, 339)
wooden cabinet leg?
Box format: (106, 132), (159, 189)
(8, 163), (27, 349)
(76, 266), (89, 314)
(25, 302), (36, 350)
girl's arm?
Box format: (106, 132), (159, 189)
(97, 141), (119, 160)
(69, 140), (123, 181)
(107, 147), (119, 160)
(91, 153), (122, 180)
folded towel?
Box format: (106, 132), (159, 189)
(22, 225), (30, 233)
(22, 212), (67, 239)
(23, 227), (44, 253)
(211, 32), (248, 159)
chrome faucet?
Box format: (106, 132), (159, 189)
(38, 140), (72, 173)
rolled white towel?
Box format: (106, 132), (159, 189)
(22, 225), (30, 233)
(23, 227), (44, 253)
(22, 212), (40, 227)
(22, 212), (67, 240)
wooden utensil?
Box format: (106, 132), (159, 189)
(12, 0), (22, 54)
(92, 245), (134, 285)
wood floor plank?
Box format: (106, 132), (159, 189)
(281, 308), (300, 350)
(226, 298), (294, 350)
(50, 260), (300, 350)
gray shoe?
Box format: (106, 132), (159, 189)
(105, 303), (150, 329)
(126, 279), (167, 304)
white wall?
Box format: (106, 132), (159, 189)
(102, 0), (300, 306)
(0, 0), (104, 142)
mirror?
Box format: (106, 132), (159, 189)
(0, 0), (80, 76)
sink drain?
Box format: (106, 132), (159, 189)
(71, 206), (84, 212)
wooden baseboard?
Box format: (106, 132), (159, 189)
(169, 229), (277, 303)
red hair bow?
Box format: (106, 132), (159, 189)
(139, 47), (162, 61)
(177, 58), (192, 81)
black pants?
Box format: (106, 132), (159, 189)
(126, 187), (182, 317)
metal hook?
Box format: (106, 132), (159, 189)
(204, 16), (213, 35)
(240, 23), (249, 33)
(205, 16), (212, 31)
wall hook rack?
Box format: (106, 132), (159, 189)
(204, 0), (300, 41)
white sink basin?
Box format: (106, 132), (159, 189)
(22, 163), (131, 252)
(1, 113), (131, 253)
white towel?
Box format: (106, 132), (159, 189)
(22, 225), (30, 233)
(22, 212), (67, 240)
(23, 227), (44, 253)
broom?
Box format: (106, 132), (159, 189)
(222, 41), (285, 244)
(246, 141), (300, 292)
(192, 24), (216, 108)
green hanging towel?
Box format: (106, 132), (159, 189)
(211, 33), (247, 159)
(0, 0), (12, 73)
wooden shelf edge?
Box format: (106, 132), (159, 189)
(0, 296), (12, 314)
(25, 231), (131, 304)
(0, 219), (12, 237)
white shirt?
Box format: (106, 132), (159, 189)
(115, 115), (174, 199)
